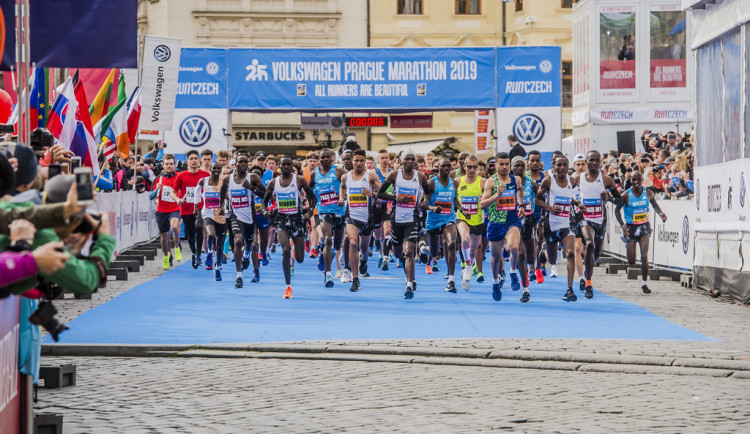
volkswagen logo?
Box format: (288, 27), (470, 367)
(513, 114), (545, 146)
(682, 216), (689, 254)
(331, 117), (343, 128)
(206, 62), (219, 76)
(741, 172), (746, 208)
(539, 60), (553, 74)
(153, 45), (171, 62)
(180, 116), (211, 147)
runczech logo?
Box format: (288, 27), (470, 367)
(245, 59), (268, 81)
(153, 45), (171, 62)
(331, 117), (343, 128)
(206, 62), (219, 76)
(180, 116), (211, 147)
(740, 172), (746, 208)
(539, 60), (552, 74)
(682, 216), (689, 254)
(513, 114), (545, 146)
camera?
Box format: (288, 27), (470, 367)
(28, 300), (69, 342)
(74, 209), (102, 234)
(30, 128), (55, 154)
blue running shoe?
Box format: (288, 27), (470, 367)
(492, 283), (502, 301)
(205, 252), (213, 270)
(261, 251), (269, 267)
(541, 266), (547, 277)
(317, 252), (325, 271)
(502, 249), (510, 259)
(528, 269), (536, 283)
(377, 256), (384, 269)
(404, 288), (414, 299)
(510, 273), (521, 291)
(325, 274), (334, 288)
(251, 272), (260, 283)
(214, 268), (222, 281)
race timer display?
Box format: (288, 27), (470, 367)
(346, 116), (388, 127)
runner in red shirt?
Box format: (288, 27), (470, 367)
(151, 153), (182, 269)
(170, 150), (210, 269)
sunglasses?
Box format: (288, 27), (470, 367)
(465, 165), (478, 169)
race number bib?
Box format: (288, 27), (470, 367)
(160, 185), (174, 202)
(553, 196), (571, 218)
(496, 189), (516, 211)
(633, 207), (648, 225)
(524, 201), (534, 215)
(185, 187), (198, 204)
(396, 187), (417, 209)
(434, 191), (453, 215)
(348, 188), (367, 208)
(583, 198), (603, 219)
(460, 196), (479, 215)
(320, 188), (339, 206)
(277, 192), (298, 214)
(204, 191), (220, 209)
(230, 189), (250, 209)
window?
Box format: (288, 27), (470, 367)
(515, 0), (523, 12)
(562, 61), (572, 107)
(398, 0), (422, 14)
(561, 0), (575, 8)
(456, 0), (480, 15)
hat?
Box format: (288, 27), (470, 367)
(402, 148), (416, 158)
(0, 152), (15, 196)
(43, 174), (74, 205)
(0, 143), (37, 186)
(487, 157), (496, 165)
(573, 153), (585, 162)
(254, 151), (266, 160)
(511, 156), (525, 168)
(664, 156), (676, 164)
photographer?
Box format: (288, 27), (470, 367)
(1, 220), (70, 290)
(144, 141), (165, 162)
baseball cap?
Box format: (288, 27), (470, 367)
(487, 157), (496, 166)
(254, 151), (266, 160)
(573, 153), (585, 162)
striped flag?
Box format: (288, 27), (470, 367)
(89, 69), (116, 126)
(126, 87), (142, 145)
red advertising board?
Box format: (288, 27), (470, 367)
(650, 59), (686, 88)
(391, 114), (433, 129)
(0, 296), (21, 434)
(600, 60), (635, 89)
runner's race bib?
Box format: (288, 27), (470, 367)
(185, 187), (198, 204)
(583, 198), (603, 219)
(524, 201), (534, 215)
(497, 188), (516, 211)
(160, 185), (173, 202)
(348, 188), (367, 208)
(553, 196), (571, 218)
(434, 191), (453, 215)
(204, 191), (220, 209)
(320, 188), (339, 206)
(230, 189), (250, 209)
(460, 196), (479, 215)
(633, 207), (648, 224)
(397, 187), (417, 208)
(277, 192), (298, 214)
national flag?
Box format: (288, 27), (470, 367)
(89, 68), (116, 126)
(28, 68), (48, 130)
(73, 72), (94, 137)
(126, 87), (142, 144)
(47, 77), (78, 148)
(69, 73), (100, 175)
(100, 100), (129, 159)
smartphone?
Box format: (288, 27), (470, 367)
(71, 156), (82, 170)
(74, 167), (94, 205)
(48, 163), (62, 179)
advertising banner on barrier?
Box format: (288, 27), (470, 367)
(0, 296), (21, 434)
(90, 191), (158, 255)
(141, 36), (182, 130)
(227, 47), (497, 111)
(695, 158), (750, 233)
(599, 5), (637, 101)
(163, 109), (229, 157)
(589, 107), (693, 124)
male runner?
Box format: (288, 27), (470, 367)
(514, 156), (539, 302)
(455, 155), (486, 289)
(310, 148), (347, 288)
(526, 150), (546, 283)
(151, 154), (181, 269)
(615, 171), (667, 294)
(373, 149), (393, 270)
(377, 150), (430, 299)
(262, 157), (316, 298)
(222, 155), (266, 288)
(572, 150), (621, 299)
(454, 151), (470, 178)
(303, 152), (321, 258)
(252, 151), (275, 269)
(170, 150), (210, 269)
(424, 158), (461, 292)
(200, 149), (213, 172)
(217, 150), (231, 167)
(536, 156), (584, 302)
(338, 149), (381, 292)
(481, 152), (525, 302)
(197, 162), (227, 281)
(571, 153), (587, 291)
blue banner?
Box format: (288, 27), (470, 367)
(227, 48), (497, 111)
(496, 46), (561, 108)
(175, 48), (228, 109)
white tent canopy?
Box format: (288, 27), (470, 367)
(386, 139), (450, 156)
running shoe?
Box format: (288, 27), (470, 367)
(261, 251), (270, 266)
(520, 291), (530, 303)
(283, 286), (293, 299)
(492, 283), (502, 301)
(196, 254), (202, 266)
(460, 261), (466, 269)
(350, 277), (360, 292)
(341, 269), (351, 283)
(397, 259), (404, 268)
(235, 277), (243, 289)
(359, 261), (369, 277)
(389, 253), (397, 263)
(162, 256), (170, 270)
(472, 262), (478, 276)
(175, 247), (182, 262)
(251, 272), (260, 283)
(325, 274), (334, 288)
(579, 278), (586, 292)
(214, 268), (222, 282)
(584, 285), (594, 299)
(535, 269), (545, 284)
(562, 288), (577, 302)
(528, 269), (536, 283)
(549, 265), (558, 278)
(461, 268), (471, 290)
(381, 260), (389, 271)
(642, 284), (651, 294)
(445, 280), (457, 293)
(418, 242), (429, 264)
(412, 281), (417, 292)
(502, 249), (510, 260)
(541, 266), (547, 277)
(317, 252), (326, 271)
(290, 266), (295, 277)
(431, 260), (439, 272)
(309, 248), (318, 259)
(404, 287), (414, 299)
(191, 254), (199, 270)
(510, 273), (521, 291)
(169, 253), (174, 267)
(334, 270), (342, 279)
(425, 264), (433, 274)
(242, 256), (250, 271)
(476, 272), (485, 283)
(205, 252), (213, 270)
(271, 245), (277, 253)
(377, 256), (384, 269)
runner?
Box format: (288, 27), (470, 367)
(196, 162), (227, 281)
(373, 149), (393, 271)
(151, 154), (181, 269)
(339, 150), (355, 282)
(455, 155), (486, 290)
(338, 149), (381, 292)
(200, 149), (213, 172)
(262, 157), (317, 299)
(170, 150), (210, 269)
(572, 150), (622, 299)
(525, 150), (546, 283)
(481, 152), (525, 302)
(514, 156), (539, 302)
(423, 158), (460, 293)
(303, 152), (321, 259)
(536, 155), (584, 302)
(571, 153), (587, 292)
(222, 155), (266, 288)
(377, 149), (430, 299)
(615, 170), (668, 294)
(310, 148), (347, 288)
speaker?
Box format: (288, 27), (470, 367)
(616, 130), (636, 155)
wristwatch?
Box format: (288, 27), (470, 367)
(8, 239), (33, 252)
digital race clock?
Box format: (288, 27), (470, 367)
(346, 116), (389, 127)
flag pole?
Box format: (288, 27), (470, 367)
(22, 0), (31, 150)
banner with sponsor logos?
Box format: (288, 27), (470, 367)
(140, 36), (182, 131)
(589, 106), (693, 124)
(163, 109), (229, 157)
(649, 4), (687, 100)
(694, 158), (750, 233)
(175, 48), (227, 109)
(0, 295), (21, 434)
(227, 47), (497, 111)
(474, 110), (492, 154)
(90, 191), (159, 255)
(599, 5), (637, 101)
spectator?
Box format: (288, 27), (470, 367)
(508, 134), (526, 160)
(144, 141), (165, 162)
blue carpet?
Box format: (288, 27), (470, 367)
(48, 251), (710, 344)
